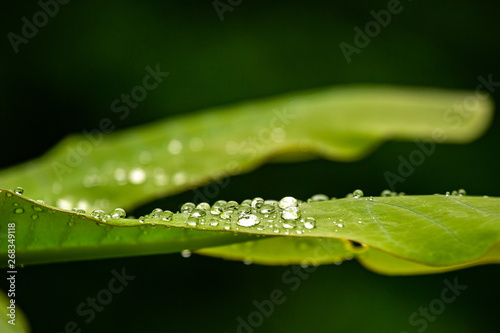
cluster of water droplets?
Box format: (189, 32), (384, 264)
(167, 196), (317, 235)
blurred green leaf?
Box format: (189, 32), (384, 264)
(0, 85), (492, 214)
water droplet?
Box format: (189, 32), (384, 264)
(193, 203), (208, 212)
(90, 210), (105, 219)
(445, 191), (451, 196)
(138, 216), (145, 223)
(210, 217), (221, 226)
(282, 206), (301, 220)
(211, 200), (227, 215)
(308, 194), (329, 202)
(181, 249), (192, 258)
(458, 189), (466, 196)
(237, 214), (260, 227)
(241, 199), (251, 205)
(14, 208), (24, 214)
(14, 187), (24, 195)
(111, 208), (126, 219)
(264, 200), (279, 206)
(150, 208), (163, 218)
(243, 258), (253, 265)
(260, 204), (275, 214)
(191, 209), (206, 218)
(221, 210), (233, 220)
(352, 189), (364, 198)
(32, 214), (38, 220)
(186, 216), (199, 226)
(251, 197), (264, 209)
(279, 196), (298, 209)
(161, 210), (173, 221)
(304, 217), (316, 229)
(237, 204), (251, 215)
(337, 223), (343, 228)
(33, 206), (43, 212)
(181, 202), (195, 213)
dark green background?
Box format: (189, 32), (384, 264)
(1, 1), (500, 332)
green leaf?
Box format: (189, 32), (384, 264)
(2, 189), (500, 274)
(0, 85), (492, 214)
(0, 189), (257, 266)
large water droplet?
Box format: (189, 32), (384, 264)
(181, 249), (192, 258)
(237, 214), (260, 227)
(111, 208), (126, 219)
(14, 187), (24, 195)
(279, 196), (298, 209)
(282, 206), (301, 220)
(458, 189), (466, 196)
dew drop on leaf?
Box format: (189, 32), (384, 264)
(237, 214), (260, 227)
(161, 210), (173, 221)
(181, 202), (195, 213)
(90, 210), (105, 219)
(14, 208), (24, 214)
(304, 217), (316, 229)
(282, 206), (301, 220)
(181, 249), (192, 258)
(111, 208), (126, 219)
(352, 189), (364, 198)
(150, 208), (163, 218)
(279, 196), (298, 209)
(14, 187), (24, 195)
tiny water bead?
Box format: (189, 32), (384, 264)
(14, 187), (24, 195)
(111, 208), (126, 219)
(14, 208), (24, 214)
(304, 217), (316, 229)
(450, 189), (467, 196)
(352, 189), (364, 198)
